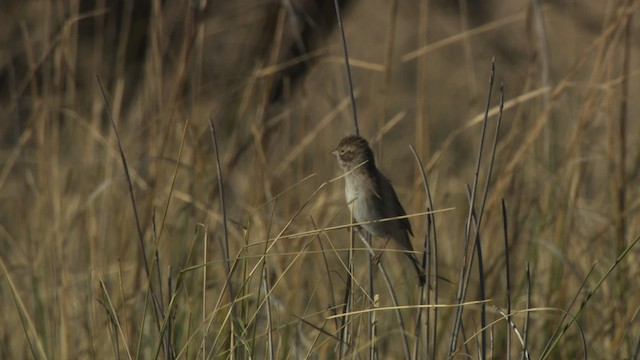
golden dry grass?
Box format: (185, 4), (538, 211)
(0, 0), (639, 358)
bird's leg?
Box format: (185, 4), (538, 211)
(371, 236), (392, 264)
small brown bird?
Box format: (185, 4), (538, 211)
(332, 135), (426, 286)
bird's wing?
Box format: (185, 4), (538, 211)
(360, 170), (383, 201)
(376, 170), (413, 236)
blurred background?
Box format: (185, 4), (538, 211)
(0, 0), (639, 358)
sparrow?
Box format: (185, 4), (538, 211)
(332, 135), (426, 286)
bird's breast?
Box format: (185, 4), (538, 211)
(344, 175), (387, 236)
(344, 176), (358, 207)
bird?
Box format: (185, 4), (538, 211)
(332, 134), (426, 286)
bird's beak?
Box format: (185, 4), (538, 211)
(331, 149), (338, 156)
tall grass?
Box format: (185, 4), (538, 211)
(0, 0), (639, 358)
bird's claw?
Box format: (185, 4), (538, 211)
(371, 252), (382, 265)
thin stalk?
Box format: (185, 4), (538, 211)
(502, 200), (512, 360)
(356, 232), (411, 360)
(208, 118), (237, 358)
(97, 76), (165, 346)
(448, 60), (495, 356)
(332, 0), (359, 135)
(410, 144), (439, 359)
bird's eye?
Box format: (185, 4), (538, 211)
(340, 149), (345, 154)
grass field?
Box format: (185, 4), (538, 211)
(1, 0), (639, 358)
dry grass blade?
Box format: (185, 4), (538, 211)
(332, 0), (359, 135)
(3, 1), (640, 358)
(449, 59), (496, 357)
(0, 129), (31, 190)
(324, 56), (386, 72)
(493, 2), (640, 197)
(501, 199), (512, 359)
(327, 299), (491, 318)
(96, 76), (147, 273)
(493, 306), (529, 360)
(261, 266), (275, 360)
(156, 119), (189, 243)
(0, 257), (48, 359)
(96, 76), (166, 346)
(402, 10), (532, 62)
(274, 94), (356, 176)
(207, 117), (238, 356)
(409, 144), (439, 358)
(268, 208), (453, 241)
(540, 235), (640, 359)
(451, 307), (587, 360)
(539, 263), (598, 360)
(522, 263), (531, 360)
(253, 48), (330, 77)
(96, 273), (133, 360)
(354, 230), (411, 360)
